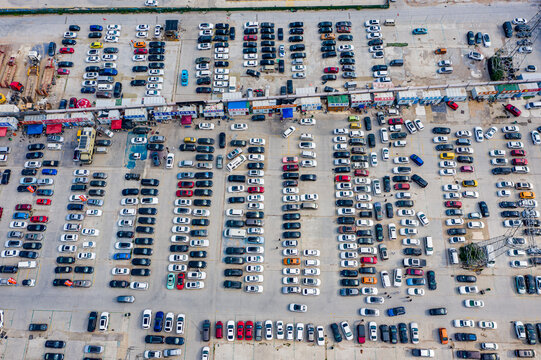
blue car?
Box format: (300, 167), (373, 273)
(181, 70), (189, 86)
(42, 169), (58, 175)
(13, 212), (29, 220)
(412, 28), (428, 35)
(81, 87), (96, 94)
(406, 278), (425, 286)
(89, 25), (103, 31)
(154, 311), (164, 332)
(410, 154), (424, 166)
(113, 253), (131, 260)
(387, 306), (406, 317)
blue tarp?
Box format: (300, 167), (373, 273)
(27, 124), (43, 135)
(282, 108), (293, 119)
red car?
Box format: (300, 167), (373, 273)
(446, 101), (458, 110)
(177, 181), (194, 188)
(512, 158), (528, 165)
(406, 268), (424, 276)
(134, 48), (148, 54)
(15, 204), (32, 211)
(504, 104), (521, 117)
(247, 186), (264, 193)
(460, 165), (474, 173)
(237, 321), (244, 340)
(57, 69), (70, 75)
(354, 169), (369, 177)
(336, 26), (351, 33)
(283, 164), (299, 172)
(0, 207), (3, 219)
(335, 175), (351, 182)
(244, 35), (257, 41)
(388, 118), (404, 125)
(511, 149), (526, 157)
(338, 226), (355, 234)
(30, 216), (48, 223)
(36, 199), (51, 205)
(245, 321), (254, 340)
(176, 273), (185, 290)
(176, 190), (193, 197)
(282, 156), (298, 164)
(394, 183), (410, 190)
(324, 67), (339, 73)
(360, 256), (377, 264)
(445, 201), (462, 209)
(215, 321), (223, 339)
(357, 324), (366, 344)
(59, 47), (74, 54)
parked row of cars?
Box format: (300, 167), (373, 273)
(280, 123), (322, 297)
(222, 133), (266, 293)
(196, 22), (233, 94)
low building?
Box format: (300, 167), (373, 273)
(350, 94), (372, 109)
(0, 104), (19, 132)
(495, 84), (521, 99)
(298, 97), (322, 111)
(203, 103), (224, 118)
(373, 92), (395, 106)
(519, 83), (541, 97)
(419, 90), (443, 105)
(471, 86), (497, 100)
(96, 110), (121, 125)
(227, 101), (250, 116)
(252, 100), (277, 114)
(444, 88), (468, 102)
(177, 105), (198, 117)
(124, 108), (147, 122)
(396, 90), (418, 106)
(327, 95), (349, 111)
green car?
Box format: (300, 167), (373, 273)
(166, 273), (175, 290)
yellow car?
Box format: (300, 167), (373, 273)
(462, 180), (478, 187)
(90, 42), (103, 49)
(133, 41), (146, 48)
(349, 122), (361, 129)
(520, 191), (535, 199)
(183, 137), (196, 143)
(361, 277), (377, 285)
(440, 152), (455, 160)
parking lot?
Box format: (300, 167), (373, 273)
(1, 2), (541, 360)
(0, 96), (540, 359)
(0, 2), (539, 108)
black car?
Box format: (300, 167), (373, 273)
(246, 69), (260, 78)
(224, 269), (243, 277)
(130, 79), (147, 86)
(478, 201), (490, 217)
(300, 174), (316, 181)
(499, 201), (517, 208)
(445, 209), (463, 216)
(109, 280), (129, 288)
(132, 258), (151, 266)
(165, 336), (184, 345)
(224, 280), (242, 289)
(403, 248), (422, 256)
(104, 47), (118, 54)
(135, 238), (153, 245)
(330, 323), (343, 342)
(432, 126), (451, 134)
(149, 62), (165, 69)
(428, 307), (447, 316)
(145, 335), (165, 344)
(448, 228), (467, 235)
(427, 270), (437, 290)
(455, 332), (477, 341)
(88, 32), (102, 38)
(56, 256), (75, 264)
(411, 174), (428, 188)
(492, 167), (512, 175)
(456, 155), (473, 163)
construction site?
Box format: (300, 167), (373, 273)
(0, 45), (57, 110)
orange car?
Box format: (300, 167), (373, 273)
(283, 258), (300, 265)
(361, 277), (377, 284)
(439, 328), (448, 344)
(133, 41), (146, 48)
(320, 33), (335, 40)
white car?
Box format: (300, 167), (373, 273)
(456, 130), (472, 137)
(515, 321), (526, 339)
(478, 321), (497, 329)
(397, 209), (415, 217)
(452, 319), (475, 328)
(82, 228), (99, 236)
(439, 169), (456, 176)
(484, 126), (497, 139)
(468, 51), (484, 61)
(243, 60), (257, 67)
(176, 314), (185, 334)
(507, 141), (524, 149)
(489, 149), (506, 157)
(407, 288), (425, 296)
(112, 268), (130, 275)
(136, 31), (148, 38)
(130, 281), (149, 290)
(458, 286), (479, 294)
(340, 321), (354, 341)
(467, 221), (484, 229)
(198, 123), (215, 130)
(142, 309), (152, 329)
(433, 136), (448, 143)
(464, 299), (484, 308)
(301, 194), (318, 201)
(131, 137), (147, 144)
(245, 285), (263, 293)
(300, 118), (316, 125)
(185, 281), (204, 289)
(510, 260), (528, 268)
(231, 123), (247, 131)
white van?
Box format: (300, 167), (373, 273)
(388, 223), (397, 240)
(0, 154), (7, 165)
(18, 261), (37, 268)
(393, 140), (407, 147)
(525, 102), (541, 110)
(393, 268), (403, 287)
(0, 147), (11, 154)
(301, 150), (316, 159)
(95, 147), (108, 154)
(384, 19), (396, 26)
(380, 270), (391, 288)
(380, 128), (389, 143)
(424, 236), (434, 255)
(282, 126), (296, 138)
(226, 209), (243, 217)
(226, 154), (246, 172)
(244, 22), (259, 29)
(448, 248), (459, 264)
(97, 84), (113, 91)
(224, 228), (247, 238)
